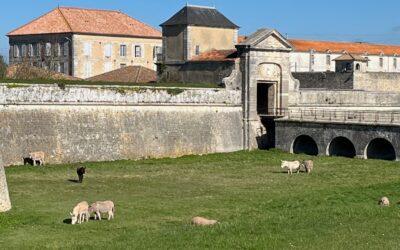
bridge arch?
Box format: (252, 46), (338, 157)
(327, 136), (356, 158)
(291, 135), (319, 156)
(365, 138), (396, 161)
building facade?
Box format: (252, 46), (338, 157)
(289, 40), (400, 73)
(7, 7), (162, 79)
(158, 5), (239, 83)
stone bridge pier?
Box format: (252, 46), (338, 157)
(275, 120), (400, 161)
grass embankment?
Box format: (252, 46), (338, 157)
(1, 150), (400, 249)
(0, 78), (221, 89)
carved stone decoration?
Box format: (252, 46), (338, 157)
(0, 156), (11, 212)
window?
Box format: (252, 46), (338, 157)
(60, 62), (64, 73)
(365, 57), (369, 67)
(355, 64), (361, 71)
(394, 58), (397, 69)
(63, 62), (69, 75)
(134, 45), (142, 57)
(195, 45), (200, 56)
(63, 42), (69, 56)
(84, 42), (92, 56)
(120, 63), (127, 68)
(55, 62), (61, 72)
(13, 45), (19, 58)
(153, 46), (162, 59)
(310, 54), (315, 65)
(326, 54), (331, 65)
(84, 62), (92, 78)
(104, 44), (112, 57)
(55, 43), (61, 56)
(379, 57), (384, 68)
(45, 43), (52, 56)
(21, 44), (27, 58)
(28, 44), (33, 57)
(120, 44), (127, 57)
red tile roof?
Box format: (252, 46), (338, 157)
(289, 39), (400, 56)
(190, 49), (237, 62)
(7, 7), (161, 38)
(87, 66), (156, 83)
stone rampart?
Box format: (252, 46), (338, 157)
(0, 84), (243, 166)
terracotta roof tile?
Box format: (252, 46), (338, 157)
(8, 7), (161, 38)
(87, 66), (156, 83)
(190, 49), (237, 62)
(290, 39), (400, 56)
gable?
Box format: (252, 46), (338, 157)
(255, 34), (291, 50)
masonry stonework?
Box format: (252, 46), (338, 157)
(0, 85), (242, 166)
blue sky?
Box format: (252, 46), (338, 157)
(2, 0), (400, 61)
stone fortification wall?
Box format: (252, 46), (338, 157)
(0, 84), (243, 166)
(354, 72), (400, 92)
(292, 72), (353, 89)
(289, 89), (400, 107)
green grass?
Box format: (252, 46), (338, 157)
(1, 150), (400, 249)
(0, 78), (221, 89)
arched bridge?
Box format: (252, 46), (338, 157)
(274, 110), (400, 161)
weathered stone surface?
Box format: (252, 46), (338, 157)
(0, 86), (243, 166)
(0, 156), (11, 212)
(0, 84), (241, 105)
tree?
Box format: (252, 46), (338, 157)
(0, 55), (7, 79)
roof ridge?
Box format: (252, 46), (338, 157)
(289, 39), (400, 47)
(57, 7), (73, 32)
(58, 6), (121, 13)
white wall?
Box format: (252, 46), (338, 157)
(290, 51), (400, 73)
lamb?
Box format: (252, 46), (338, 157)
(29, 151), (45, 166)
(89, 201), (114, 220)
(70, 201), (89, 225)
(280, 160), (301, 175)
(191, 216), (219, 226)
(301, 160), (314, 174)
(378, 196), (390, 206)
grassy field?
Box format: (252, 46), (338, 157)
(1, 150), (400, 249)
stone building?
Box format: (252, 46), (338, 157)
(289, 40), (400, 73)
(158, 4), (239, 83)
(7, 7), (162, 79)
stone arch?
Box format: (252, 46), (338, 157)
(291, 135), (319, 156)
(365, 138), (396, 161)
(355, 63), (361, 71)
(327, 136), (356, 158)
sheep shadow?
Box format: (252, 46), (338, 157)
(63, 218), (72, 224)
(67, 179), (79, 183)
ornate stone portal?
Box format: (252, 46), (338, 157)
(0, 156), (11, 212)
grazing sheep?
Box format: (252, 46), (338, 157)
(77, 166), (86, 183)
(280, 160), (301, 175)
(70, 201), (89, 225)
(191, 216), (219, 226)
(29, 151), (45, 166)
(89, 201), (114, 220)
(378, 196), (390, 206)
(301, 160), (314, 174)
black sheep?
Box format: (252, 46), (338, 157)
(77, 166), (86, 183)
